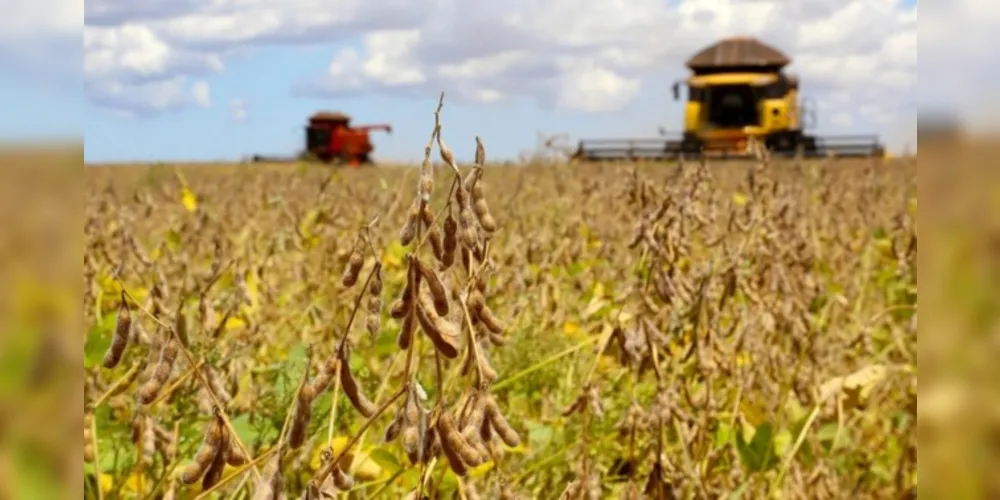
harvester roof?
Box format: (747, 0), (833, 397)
(686, 36), (791, 72)
(310, 111), (351, 123)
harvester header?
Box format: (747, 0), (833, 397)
(572, 36), (885, 162)
(251, 110), (392, 166)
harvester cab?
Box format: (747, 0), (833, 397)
(571, 37), (886, 162)
(305, 112), (392, 166)
(250, 111), (392, 166)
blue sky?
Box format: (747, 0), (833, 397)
(4, 0), (952, 164)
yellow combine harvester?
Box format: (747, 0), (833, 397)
(572, 37), (886, 162)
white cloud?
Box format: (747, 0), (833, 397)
(293, 0), (918, 132)
(73, 0), (937, 150)
(0, 0), (81, 85)
(192, 80), (211, 107)
(555, 59), (640, 113)
(230, 98), (248, 120)
(86, 76), (211, 117)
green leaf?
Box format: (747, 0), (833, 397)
(715, 422), (734, 448)
(229, 414), (255, 447)
(369, 447), (401, 473)
(275, 342), (309, 404)
(84, 315), (117, 369)
(527, 421), (554, 450)
(735, 422), (779, 473)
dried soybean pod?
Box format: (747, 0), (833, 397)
(341, 234), (366, 287)
(390, 258), (418, 319)
(180, 414), (225, 484)
(460, 392), (486, 431)
(441, 212), (458, 268)
(423, 205), (444, 261)
(103, 290), (132, 369)
(487, 330), (508, 347)
(180, 444), (217, 484)
(399, 200), (420, 245)
(414, 256), (449, 316)
(368, 263), (383, 299)
(201, 427), (230, 490)
(402, 426), (421, 465)
(475, 136), (486, 166)
(397, 309), (416, 350)
(440, 409), (482, 466)
(138, 338), (179, 404)
(418, 157), (434, 202)
(174, 300), (190, 348)
(365, 307), (380, 338)
(472, 197), (497, 233)
(414, 300), (459, 359)
(436, 414), (469, 476)
(467, 289), (485, 314)
(288, 384), (316, 449)
(477, 304), (505, 335)
(338, 347), (376, 418)
(366, 266), (382, 338)
(140, 414), (157, 466)
(484, 394), (520, 447)
(308, 357), (339, 396)
(225, 439), (248, 466)
(468, 170), (497, 233)
(438, 133), (456, 167)
(423, 204), (444, 259)
(384, 411), (403, 443)
(427, 225), (444, 261)
(83, 411), (95, 463)
(420, 202), (436, 227)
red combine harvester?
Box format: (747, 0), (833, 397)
(251, 111), (392, 166)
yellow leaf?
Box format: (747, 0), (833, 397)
(100, 472), (149, 494)
(740, 399), (768, 427)
(384, 240), (408, 270)
(732, 192), (749, 206)
(244, 269), (259, 310)
(582, 297), (607, 320)
(774, 429), (794, 457)
(224, 316), (247, 331)
(736, 352), (751, 368)
(181, 187), (198, 213)
(469, 461), (496, 477)
(592, 282), (605, 299)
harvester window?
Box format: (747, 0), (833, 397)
(759, 79), (789, 99)
(705, 85), (760, 128)
(306, 126), (331, 151)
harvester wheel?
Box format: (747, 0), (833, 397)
(769, 133), (794, 153)
(801, 136), (818, 154)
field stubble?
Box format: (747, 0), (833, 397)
(84, 116), (917, 499)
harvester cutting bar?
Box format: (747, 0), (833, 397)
(248, 155), (299, 163)
(572, 133), (885, 162)
(572, 138), (688, 162)
(798, 135), (885, 158)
